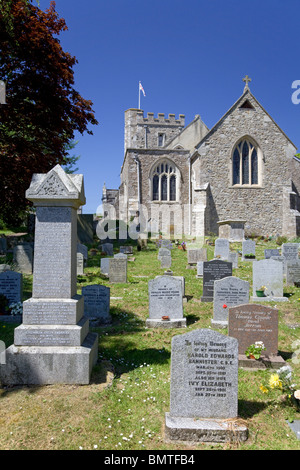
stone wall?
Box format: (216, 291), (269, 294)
(120, 148), (191, 236)
(124, 109), (185, 152)
(194, 91), (299, 237)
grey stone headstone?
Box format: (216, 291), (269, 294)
(82, 284), (111, 324)
(0, 165), (98, 386)
(77, 253), (84, 275)
(264, 248), (280, 259)
(102, 243), (114, 256)
(109, 257), (127, 283)
(120, 246), (133, 254)
(228, 252), (238, 269)
(13, 244), (33, 274)
(212, 276), (250, 328)
(0, 264), (11, 273)
(187, 248), (207, 265)
(165, 329), (248, 442)
(201, 259), (232, 302)
(282, 243), (299, 273)
(147, 276), (186, 328)
(214, 238), (230, 260)
(242, 240), (256, 260)
(0, 271), (23, 305)
(114, 253), (127, 259)
(286, 260), (300, 286)
(100, 258), (111, 275)
(161, 256), (172, 269)
(158, 247), (171, 260)
(252, 259), (287, 301)
(168, 329), (239, 419)
(77, 243), (88, 261)
(196, 261), (203, 277)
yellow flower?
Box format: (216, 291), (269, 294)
(260, 385), (269, 394)
(269, 373), (282, 389)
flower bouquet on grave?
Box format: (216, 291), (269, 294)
(161, 316), (170, 321)
(260, 366), (300, 409)
(245, 341), (266, 360)
(256, 285), (267, 297)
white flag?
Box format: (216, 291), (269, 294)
(139, 82), (146, 97)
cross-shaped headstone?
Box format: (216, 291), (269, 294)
(243, 75), (252, 91)
(0, 81), (6, 104)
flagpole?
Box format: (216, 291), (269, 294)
(138, 81), (140, 109)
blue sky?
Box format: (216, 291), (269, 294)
(37, 0), (300, 214)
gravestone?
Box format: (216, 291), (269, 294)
(264, 248), (280, 259)
(77, 243), (88, 263)
(0, 271), (22, 305)
(201, 260), (232, 302)
(120, 246), (133, 254)
(270, 255), (285, 273)
(282, 243), (299, 273)
(286, 260), (300, 286)
(252, 259), (287, 302)
(214, 238), (230, 260)
(0, 264), (11, 273)
(158, 247), (171, 260)
(242, 239), (256, 260)
(228, 252), (238, 269)
(165, 329), (248, 443)
(102, 243), (114, 256)
(82, 284), (111, 324)
(13, 244), (33, 274)
(211, 276), (249, 328)
(114, 253), (127, 259)
(0, 165), (98, 385)
(155, 274), (186, 302)
(146, 276), (186, 328)
(161, 255), (172, 269)
(100, 258), (111, 275)
(228, 304), (285, 369)
(196, 261), (204, 278)
(187, 248), (207, 268)
(217, 220), (245, 242)
(109, 257), (127, 283)
(77, 252), (84, 275)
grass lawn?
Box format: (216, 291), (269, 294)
(0, 236), (300, 451)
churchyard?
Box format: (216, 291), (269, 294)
(0, 228), (300, 450)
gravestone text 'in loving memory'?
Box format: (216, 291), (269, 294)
(165, 328), (248, 443)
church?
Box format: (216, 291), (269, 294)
(102, 77), (300, 240)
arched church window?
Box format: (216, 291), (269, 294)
(232, 139), (260, 186)
(151, 159), (178, 202)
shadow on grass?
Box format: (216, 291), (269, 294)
(238, 399), (268, 419)
(92, 306), (171, 379)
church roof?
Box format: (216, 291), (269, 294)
(194, 88), (297, 152)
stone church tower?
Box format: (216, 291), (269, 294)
(103, 78), (300, 239)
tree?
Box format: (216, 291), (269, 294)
(0, 0), (98, 224)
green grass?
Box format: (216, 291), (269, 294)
(0, 237), (300, 450)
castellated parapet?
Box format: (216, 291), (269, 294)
(124, 109), (185, 153)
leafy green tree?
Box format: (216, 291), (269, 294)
(0, 0), (98, 224)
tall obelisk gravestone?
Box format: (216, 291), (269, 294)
(0, 165), (98, 384)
